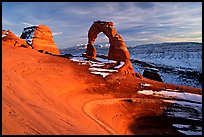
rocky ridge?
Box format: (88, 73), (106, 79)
(2, 30), (30, 48)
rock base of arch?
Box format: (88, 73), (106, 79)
(84, 21), (143, 78)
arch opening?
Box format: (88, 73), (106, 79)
(85, 20), (131, 62)
(94, 33), (110, 55)
(82, 20), (143, 78)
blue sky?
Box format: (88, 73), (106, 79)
(2, 2), (202, 49)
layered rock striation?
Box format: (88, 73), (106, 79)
(20, 25), (60, 55)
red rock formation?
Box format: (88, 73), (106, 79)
(84, 21), (141, 77)
(82, 43), (97, 60)
(2, 30), (7, 36)
(2, 30), (31, 48)
(20, 25), (60, 55)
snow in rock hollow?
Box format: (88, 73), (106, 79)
(21, 27), (36, 45)
(137, 89), (202, 103)
(2, 34), (7, 38)
(2, 31), (9, 38)
(114, 62), (125, 69)
(70, 56), (120, 78)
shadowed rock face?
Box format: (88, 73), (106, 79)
(2, 30), (31, 48)
(85, 21), (139, 77)
(20, 25), (60, 55)
(143, 67), (163, 82)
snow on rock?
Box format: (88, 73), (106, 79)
(59, 42), (202, 88)
(96, 57), (117, 64)
(177, 130), (202, 135)
(2, 30), (9, 38)
(89, 67), (118, 72)
(129, 42), (202, 88)
(2, 34), (7, 38)
(20, 26), (35, 45)
(24, 29), (34, 45)
(137, 90), (202, 103)
(173, 124), (202, 135)
(114, 61), (125, 69)
(20, 25), (60, 55)
(163, 99), (202, 120)
(90, 63), (105, 67)
(90, 71), (110, 78)
(70, 56), (119, 78)
(137, 89), (202, 135)
(140, 83), (152, 87)
(129, 42), (202, 72)
(2, 30), (30, 48)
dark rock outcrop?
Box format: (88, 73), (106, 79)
(143, 67), (163, 82)
(20, 25), (60, 55)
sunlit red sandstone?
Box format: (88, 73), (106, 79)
(20, 25), (60, 55)
(2, 23), (202, 135)
(84, 21), (142, 78)
(2, 30), (30, 48)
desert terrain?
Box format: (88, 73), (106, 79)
(2, 44), (202, 135)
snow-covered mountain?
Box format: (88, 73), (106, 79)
(59, 42), (202, 88)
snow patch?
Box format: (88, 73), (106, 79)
(70, 58), (86, 63)
(137, 90), (154, 95)
(89, 67), (118, 72)
(137, 90), (202, 103)
(163, 99), (202, 120)
(91, 71), (110, 78)
(96, 57), (117, 64)
(140, 83), (152, 87)
(178, 130), (202, 135)
(114, 62), (125, 69)
(173, 124), (202, 135)
(2, 31), (9, 38)
(2, 34), (7, 38)
(137, 89), (202, 135)
(70, 56), (119, 78)
(22, 27), (35, 45)
(173, 124), (191, 129)
(90, 63), (105, 67)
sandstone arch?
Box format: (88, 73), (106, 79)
(84, 21), (142, 78)
(85, 20), (131, 62)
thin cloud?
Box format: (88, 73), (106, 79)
(2, 2), (202, 48)
(53, 32), (63, 36)
(21, 22), (35, 26)
(2, 18), (13, 26)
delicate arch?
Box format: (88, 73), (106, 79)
(85, 20), (131, 62)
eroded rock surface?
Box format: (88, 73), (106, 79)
(84, 21), (141, 78)
(20, 25), (60, 55)
(2, 30), (30, 48)
(2, 30), (7, 36)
